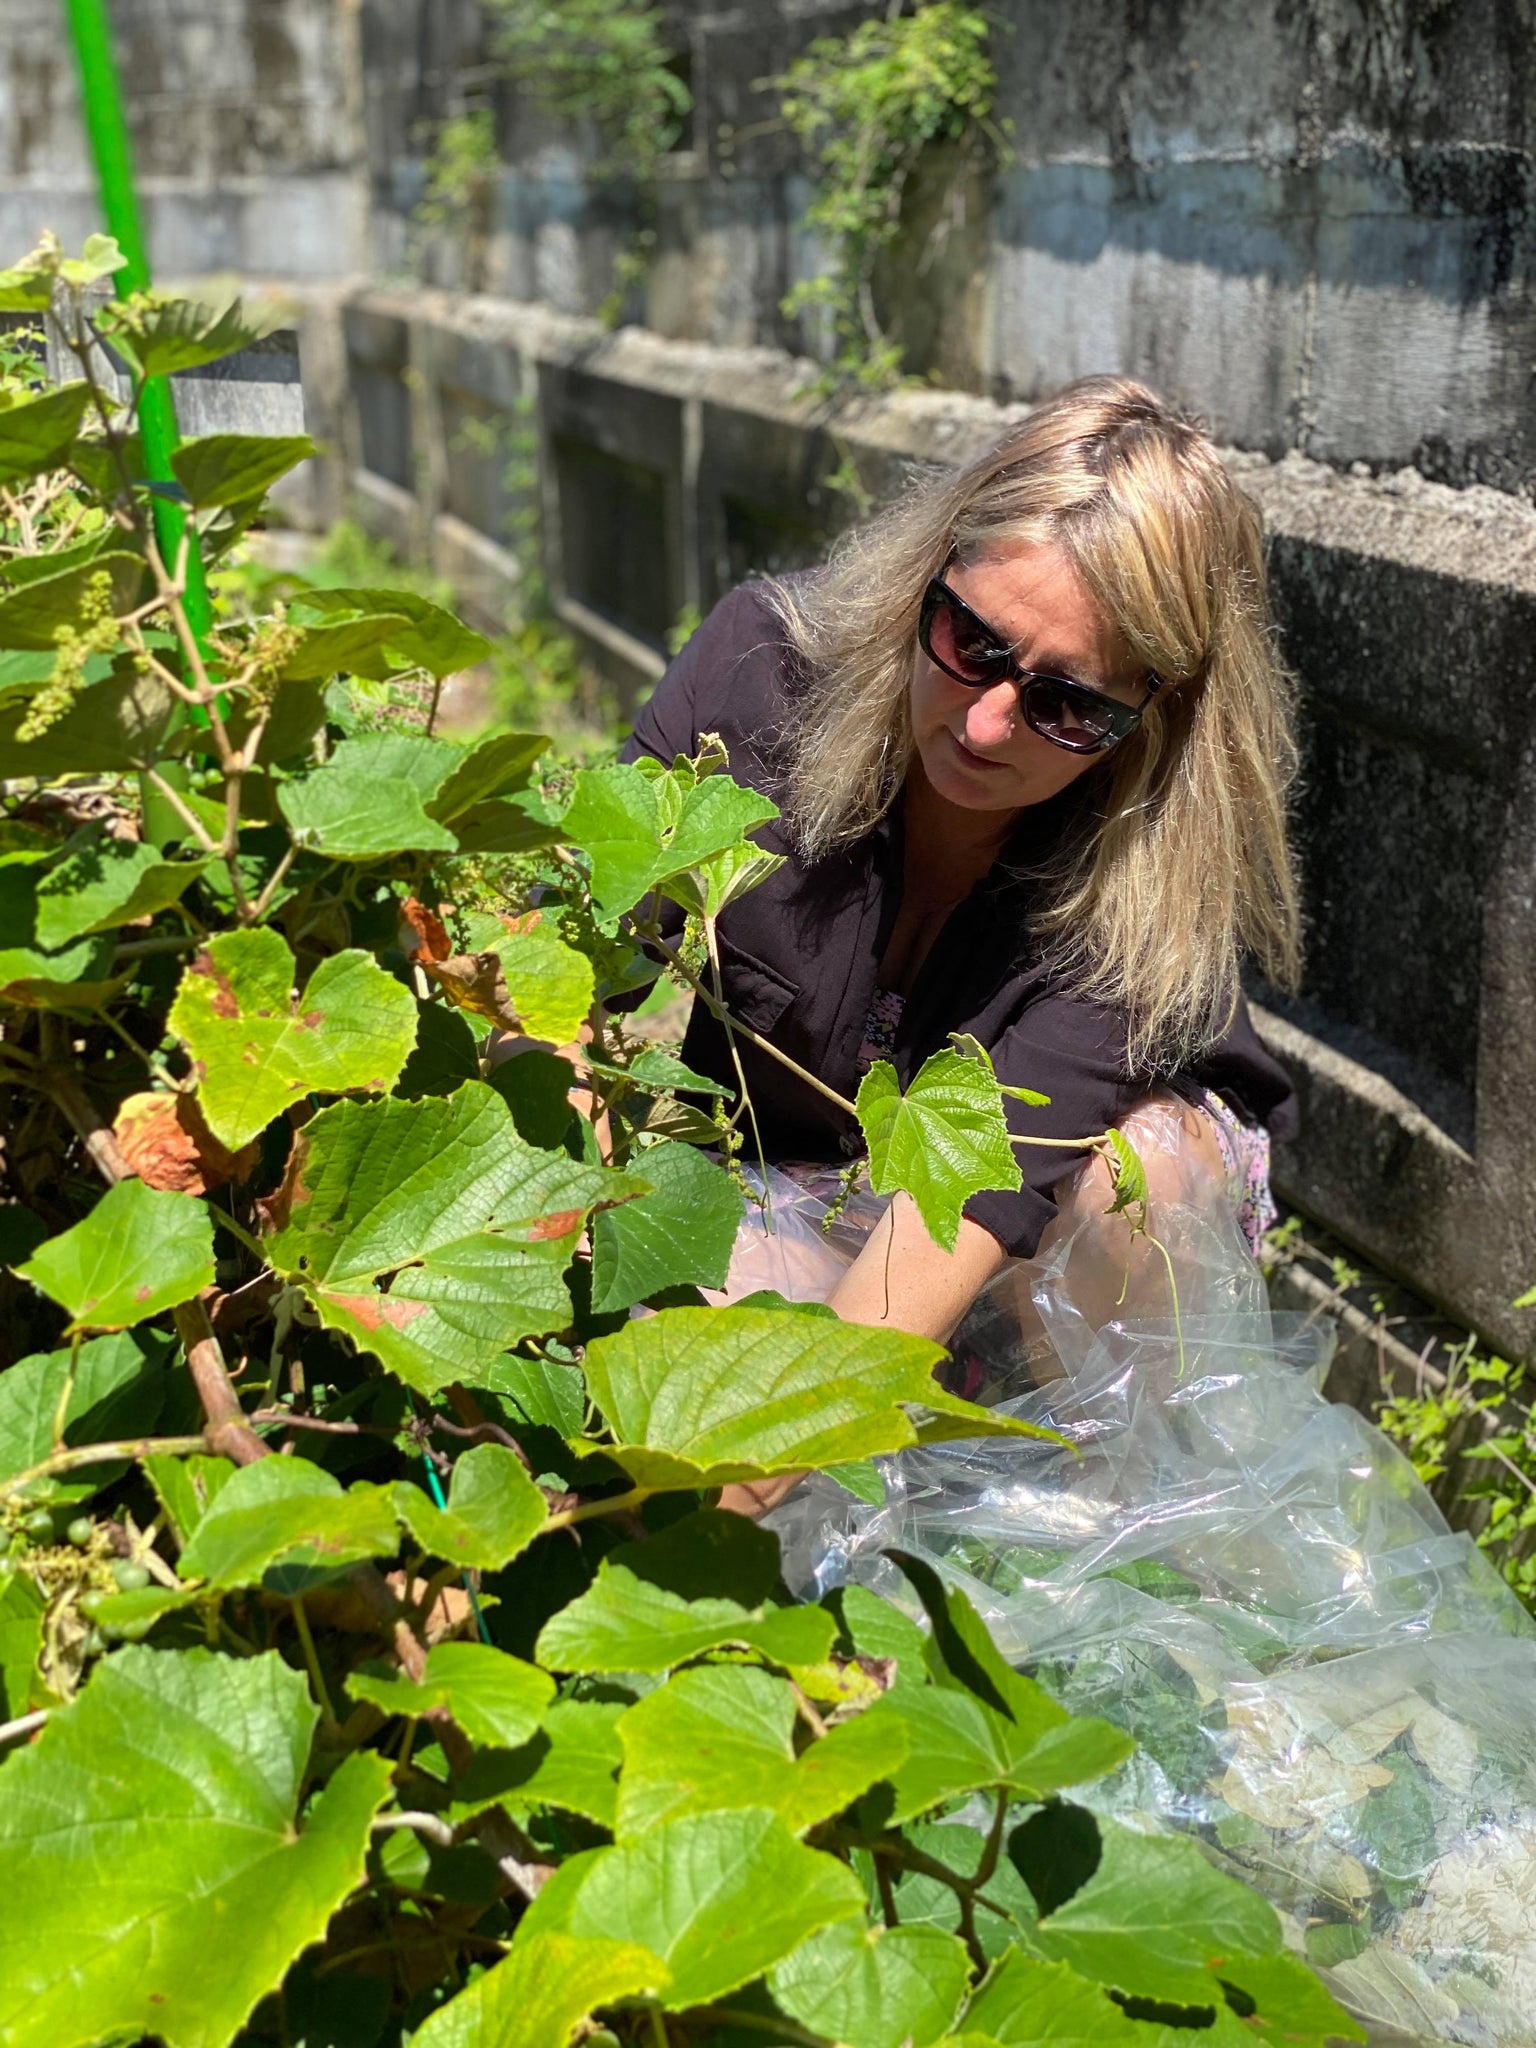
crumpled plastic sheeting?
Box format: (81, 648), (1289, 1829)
(723, 1105), (1536, 2048)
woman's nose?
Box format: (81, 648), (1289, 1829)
(963, 681), (1019, 747)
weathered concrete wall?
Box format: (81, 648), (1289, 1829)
(2, 0), (369, 277)
(363, 0), (1536, 496)
(283, 282), (1536, 1358)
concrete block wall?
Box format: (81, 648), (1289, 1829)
(2, 0), (369, 278)
(291, 282), (1536, 1359)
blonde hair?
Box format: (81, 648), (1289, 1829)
(770, 375), (1302, 1070)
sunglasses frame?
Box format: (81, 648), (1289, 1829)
(918, 574), (1158, 755)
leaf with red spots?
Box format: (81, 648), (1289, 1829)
(168, 926), (418, 1150)
(17, 1177), (214, 1333)
(265, 1084), (646, 1396)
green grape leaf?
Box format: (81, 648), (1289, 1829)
(266, 1085), (645, 1395)
(562, 761), (779, 916)
(1217, 1952), (1365, 2043)
(17, 1177), (213, 1332)
(276, 612), (416, 683)
(1103, 1127), (1149, 1226)
(170, 433), (316, 509)
(346, 1642), (554, 1749)
(0, 1572), (46, 1717)
(394, 1443), (549, 1570)
(863, 1683), (1134, 1826)
(0, 382), (96, 487)
(410, 1931), (666, 2048)
(397, 998), (481, 1099)
(1030, 1819), (1283, 2008)
(959, 1950), (1147, 2045)
(495, 919), (595, 1043)
(427, 730), (546, 818)
(585, 1046), (731, 1096)
(295, 585), (493, 679)
(0, 1646), (391, 2048)
(660, 840), (787, 918)
(614, 1662), (901, 1838)
(577, 1302), (1043, 1491)
(0, 1330), (168, 1504)
(449, 1698), (625, 1828)
(33, 835), (208, 946)
(278, 759), (458, 859)
(589, 1139), (743, 1312)
(449, 790), (564, 856)
(0, 654), (172, 777)
(486, 1047), (578, 1148)
(95, 291), (279, 379)
(948, 1032), (1052, 1106)
(178, 1455), (399, 1592)
(888, 1547), (1059, 1723)
(142, 1450), (236, 1543)
(0, 550), (142, 652)
(537, 1556), (838, 1674)
(519, 1807), (864, 2010)
(856, 1050), (1021, 1253)
(770, 1918), (972, 2048)
(0, 852), (115, 996)
(833, 1584), (931, 1680)
(827, 1457), (887, 1504)
(168, 927), (418, 1150)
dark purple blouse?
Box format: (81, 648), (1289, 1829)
(619, 580), (1296, 1259)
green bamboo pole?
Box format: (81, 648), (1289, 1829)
(62, 0), (213, 641)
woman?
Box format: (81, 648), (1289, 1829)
(620, 375), (1300, 1365)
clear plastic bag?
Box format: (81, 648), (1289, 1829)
(729, 1100), (1536, 2048)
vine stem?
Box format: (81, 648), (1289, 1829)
(543, 1485), (652, 1532)
(0, 1709), (51, 1748)
(0, 1434), (210, 1504)
(290, 1595), (338, 1730)
(639, 927), (858, 1118)
(371, 1810), (456, 1850)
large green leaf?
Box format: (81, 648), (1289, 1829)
(0, 1331), (168, 1504)
(770, 1919), (972, 2048)
(95, 291), (278, 380)
(862, 1683), (1133, 1826)
(856, 1049), (1021, 1253)
(295, 585), (493, 679)
(394, 1443), (549, 1570)
(0, 656), (172, 777)
(278, 757), (458, 859)
(1030, 1819), (1282, 2008)
(614, 1663), (901, 1837)
(577, 1303), (1042, 1491)
(276, 613), (416, 684)
(0, 1573), (46, 1718)
(17, 1177), (214, 1332)
(449, 1698), (624, 1828)
(347, 1642), (554, 1749)
(958, 1951), (1146, 2045)
(168, 927), (418, 1149)
(0, 382), (95, 486)
(410, 1931), (666, 2048)
(0, 851), (115, 997)
(0, 1646), (391, 2048)
(178, 1454), (399, 1592)
(33, 834), (208, 946)
(170, 433), (316, 509)
(589, 1139), (743, 1313)
(427, 730), (545, 818)
(494, 919), (595, 1043)
(1214, 1952), (1366, 2045)
(0, 551), (142, 651)
(537, 1556), (838, 1674)
(562, 761), (779, 916)
(265, 1085), (644, 1394)
(519, 1807), (865, 2010)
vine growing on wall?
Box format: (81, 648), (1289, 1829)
(412, 110), (501, 295)
(486, 0), (692, 179)
(777, 2), (1004, 392)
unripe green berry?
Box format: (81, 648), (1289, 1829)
(111, 1560), (151, 1592)
(77, 1588), (107, 1620)
(22, 1509), (54, 1543)
(66, 1516), (94, 1548)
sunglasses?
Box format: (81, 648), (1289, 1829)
(918, 575), (1159, 754)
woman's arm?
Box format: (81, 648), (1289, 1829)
(717, 1197), (1009, 1517)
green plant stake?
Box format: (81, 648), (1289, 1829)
(62, 0), (213, 647)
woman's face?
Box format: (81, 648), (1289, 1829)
(909, 539), (1148, 814)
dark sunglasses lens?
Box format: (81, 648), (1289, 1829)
(925, 589), (1008, 685)
(1024, 678), (1121, 751)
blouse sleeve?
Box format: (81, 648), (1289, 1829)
(620, 581), (770, 770)
(962, 993), (1145, 1260)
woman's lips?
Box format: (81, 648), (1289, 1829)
(947, 730), (1009, 772)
